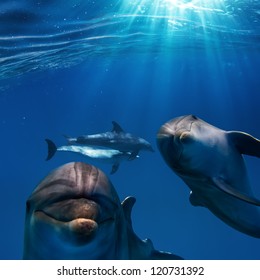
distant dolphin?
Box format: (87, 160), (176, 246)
(65, 121), (154, 159)
(157, 115), (260, 238)
(23, 162), (182, 259)
(45, 139), (137, 174)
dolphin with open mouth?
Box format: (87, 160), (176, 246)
(157, 115), (260, 238)
(23, 162), (182, 259)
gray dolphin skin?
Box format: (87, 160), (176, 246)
(45, 139), (137, 174)
(23, 162), (182, 259)
(65, 121), (154, 160)
(157, 115), (260, 238)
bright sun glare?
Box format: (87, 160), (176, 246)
(114, 0), (234, 54)
(119, 0), (226, 19)
(117, 0), (228, 40)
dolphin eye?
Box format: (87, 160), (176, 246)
(180, 132), (192, 144)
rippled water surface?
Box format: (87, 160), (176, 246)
(1, 0), (259, 79)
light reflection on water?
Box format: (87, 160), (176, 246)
(0, 0), (259, 79)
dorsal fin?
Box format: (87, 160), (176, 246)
(121, 196), (136, 227)
(121, 197), (154, 259)
(228, 131), (260, 157)
(112, 121), (124, 133)
(121, 196), (183, 260)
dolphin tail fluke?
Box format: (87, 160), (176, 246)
(45, 139), (57, 161)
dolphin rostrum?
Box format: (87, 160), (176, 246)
(23, 162), (182, 259)
(65, 121), (154, 159)
(45, 139), (137, 174)
(157, 115), (260, 238)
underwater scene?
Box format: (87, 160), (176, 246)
(0, 0), (260, 259)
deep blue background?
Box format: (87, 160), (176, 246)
(1, 48), (260, 259)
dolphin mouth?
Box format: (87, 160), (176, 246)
(35, 211), (99, 239)
(39, 198), (100, 222)
(34, 198), (114, 238)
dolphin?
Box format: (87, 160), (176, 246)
(157, 115), (260, 238)
(65, 121), (154, 159)
(45, 139), (137, 174)
(23, 162), (182, 259)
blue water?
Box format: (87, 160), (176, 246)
(0, 0), (260, 259)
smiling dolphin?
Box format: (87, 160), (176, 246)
(23, 162), (182, 259)
(65, 121), (154, 159)
(23, 162), (128, 259)
(157, 115), (260, 238)
(45, 139), (138, 174)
